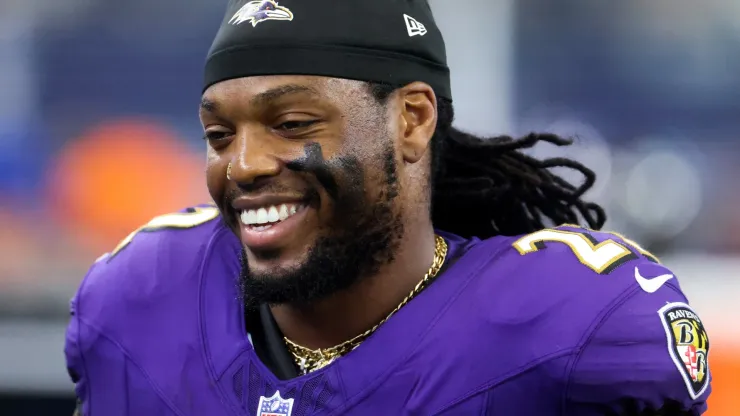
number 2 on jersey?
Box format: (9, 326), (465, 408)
(105, 206), (220, 261)
(512, 226), (659, 274)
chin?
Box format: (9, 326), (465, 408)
(243, 244), (311, 277)
(238, 246), (321, 307)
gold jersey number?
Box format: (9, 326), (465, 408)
(105, 206), (220, 261)
(512, 226), (659, 274)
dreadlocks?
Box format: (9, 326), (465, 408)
(368, 82), (607, 239)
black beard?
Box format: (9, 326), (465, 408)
(238, 144), (403, 308)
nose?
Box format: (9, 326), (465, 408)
(228, 132), (282, 185)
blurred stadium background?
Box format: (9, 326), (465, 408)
(1, 0), (738, 414)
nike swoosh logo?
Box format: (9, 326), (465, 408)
(634, 267), (674, 293)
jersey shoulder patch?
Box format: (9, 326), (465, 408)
(658, 302), (711, 399)
(511, 223), (659, 275)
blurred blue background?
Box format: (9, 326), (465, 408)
(0, 0), (738, 414)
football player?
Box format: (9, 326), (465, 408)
(65, 0), (711, 414)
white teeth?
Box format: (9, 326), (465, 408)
(239, 203), (303, 226)
(278, 204), (289, 221)
(267, 206), (280, 222)
(246, 210), (258, 224)
(256, 208), (268, 224)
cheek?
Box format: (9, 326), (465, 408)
(205, 149), (226, 201)
(206, 149), (220, 174)
(336, 152), (386, 205)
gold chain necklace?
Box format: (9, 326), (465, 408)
(284, 235), (448, 375)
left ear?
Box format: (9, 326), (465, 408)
(397, 82), (437, 164)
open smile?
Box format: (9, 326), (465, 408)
(233, 199), (312, 250)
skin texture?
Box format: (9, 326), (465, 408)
(200, 75), (438, 348)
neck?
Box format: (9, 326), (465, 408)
(270, 223), (437, 350)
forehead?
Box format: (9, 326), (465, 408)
(201, 75), (369, 111)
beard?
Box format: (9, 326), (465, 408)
(239, 144), (404, 308)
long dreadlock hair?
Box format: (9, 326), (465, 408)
(368, 82), (607, 239)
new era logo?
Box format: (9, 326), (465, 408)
(404, 14), (427, 37)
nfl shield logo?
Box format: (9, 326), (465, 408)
(257, 391), (294, 416)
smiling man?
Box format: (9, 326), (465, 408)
(64, 1), (711, 415)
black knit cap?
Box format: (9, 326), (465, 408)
(204, 0), (451, 100)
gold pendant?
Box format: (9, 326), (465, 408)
(297, 357), (308, 375)
(287, 235), (448, 375)
(311, 356), (336, 373)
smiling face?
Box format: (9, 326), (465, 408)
(200, 75), (437, 306)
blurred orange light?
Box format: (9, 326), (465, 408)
(46, 119), (208, 252)
(706, 343), (740, 416)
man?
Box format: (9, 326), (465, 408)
(65, 0), (711, 415)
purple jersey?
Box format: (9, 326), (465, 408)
(65, 206), (711, 415)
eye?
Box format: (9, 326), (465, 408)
(202, 131), (232, 142)
(275, 120), (318, 131)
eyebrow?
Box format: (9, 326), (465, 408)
(200, 84), (321, 113)
(200, 98), (219, 113)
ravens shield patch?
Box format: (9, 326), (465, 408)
(658, 302), (710, 399)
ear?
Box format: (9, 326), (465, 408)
(397, 82), (437, 164)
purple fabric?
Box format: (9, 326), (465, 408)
(65, 214), (711, 415)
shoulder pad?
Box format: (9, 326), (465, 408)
(74, 205), (235, 332)
(468, 225), (688, 354)
(502, 224), (682, 306)
(511, 223), (660, 275)
(104, 205), (222, 262)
